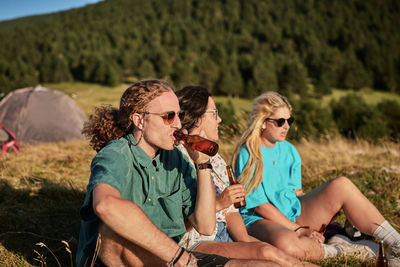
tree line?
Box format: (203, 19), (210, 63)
(0, 0), (399, 99)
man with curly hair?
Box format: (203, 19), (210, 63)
(76, 80), (286, 267)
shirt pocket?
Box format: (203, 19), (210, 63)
(158, 190), (184, 234)
(159, 190), (182, 218)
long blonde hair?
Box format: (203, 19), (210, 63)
(232, 92), (292, 196)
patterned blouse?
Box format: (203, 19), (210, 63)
(178, 146), (238, 249)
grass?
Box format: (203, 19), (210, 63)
(1, 137), (399, 266)
(213, 96), (252, 112)
(298, 137), (400, 226)
(1, 83), (399, 266)
(0, 141), (95, 266)
(44, 82), (128, 116)
(321, 88), (400, 106)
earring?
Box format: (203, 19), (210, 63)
(261, 124), (266, 130)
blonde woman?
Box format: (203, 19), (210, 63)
(232, 92), (400, 265)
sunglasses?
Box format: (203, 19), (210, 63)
(266, 116), (294, 127)
(143, 111), (185, 125)
(205, 109), (219, 120)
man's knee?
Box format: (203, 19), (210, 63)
(256, 243), (285, 260)
(99, 223), (124, 249)
(97, 224), (125, 265)
(270, 235), (303, 258)
(98, 223), (164, 266)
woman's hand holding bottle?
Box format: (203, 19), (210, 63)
(216, 184), (246, 211)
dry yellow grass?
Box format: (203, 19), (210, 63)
(0, 140), (95, 190)
(295, 137), (400, 231)
(0, 140), (95, 266)
(297, 137), (400, 181)
(1, 136), (399, 266)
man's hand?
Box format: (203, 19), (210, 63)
(174, 251), (197, 267)
(216, 184), (246, 211)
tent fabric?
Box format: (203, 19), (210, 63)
(0, 85), (87, 144)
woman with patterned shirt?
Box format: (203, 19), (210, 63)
(175, 85), (317, 266)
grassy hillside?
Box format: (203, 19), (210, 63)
(45, 82), (400, 116)
(1, 83), (399, 266)
(45, 82), (128, 115)
(322, 89), (400, 107)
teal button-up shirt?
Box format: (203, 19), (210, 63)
(76, 134), (197, 267)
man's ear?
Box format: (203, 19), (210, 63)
(131, 113), (144, 130)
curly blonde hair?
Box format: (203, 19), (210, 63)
(82, 80), (174, 151)
(232, 92), (292, 196)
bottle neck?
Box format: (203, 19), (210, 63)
(379, 241), (386, 257)
(173, 130), (188, 141)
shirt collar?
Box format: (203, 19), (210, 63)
(125, 134), (161, 168)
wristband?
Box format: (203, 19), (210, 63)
(195, 160), (212, 171)
(294, 225), (310, 232)
(168, 247), (184, 267)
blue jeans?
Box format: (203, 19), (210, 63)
(187, 222), (233, 251)
(214, 221), (233, 242)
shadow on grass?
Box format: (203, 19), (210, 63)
(0, 177), (86, 266)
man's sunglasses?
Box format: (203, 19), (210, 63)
(143, 111), (185, 125)
(265, 116), (294, 127)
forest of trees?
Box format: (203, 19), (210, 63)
(0, 0), (399, 99)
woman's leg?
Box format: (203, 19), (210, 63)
(194, 239), (316, 266)
(297, 176), (385, 235)
(245, 219), (324, 260)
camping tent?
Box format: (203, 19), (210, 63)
(0, 85), (87, 144)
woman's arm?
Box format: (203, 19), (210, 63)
(255, 202), (324, 242)
(225, 212), (259, 242)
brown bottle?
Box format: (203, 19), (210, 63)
(226, 165), (246, 208)
(174, 130), (219, 156)
(376, 240), (388, 267)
